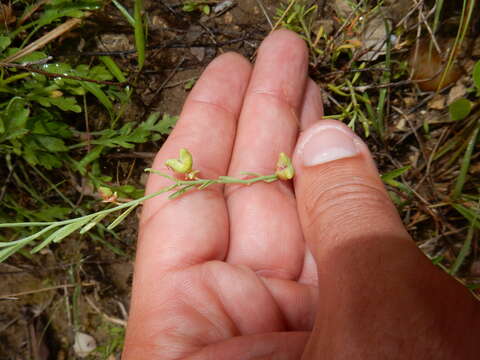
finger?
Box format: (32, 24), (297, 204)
(293, 120), (480, 359)
(293, 119), (410, 260)
(225, 29), (308, 279)
(299, 79), (324, 130)
(126, 53), (251, 359)
(297, 79), (323, 286)
(137, 52), (252, 275)
(185, 332), (310, 360)
(261, 278), (317, 331)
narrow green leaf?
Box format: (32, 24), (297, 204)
(134, 0), (146, 70)
(99, 55), (127, 83)
(473, 60), (480, 91)
(198, 180), (215, 190)
(451, 126), (479, 199)
(80, 81), (113, 111)
(168, 185), (194, 199)
(78, 145), (104, 172)
(381, 166), (411, 183)
(450, 224), (475, 275)
(112, 0), (136, 26)
(0, 243), (27, 263)
(31, 218), (91, 253)
(107, 203), (139, 230)
(80, 213), (109, 234)
(452, 204), (480, 230)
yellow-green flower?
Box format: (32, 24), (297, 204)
(275, 152), (295, 180)
(165, 148), (193, 174)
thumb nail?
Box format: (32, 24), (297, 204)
(298, 122), (360, 166)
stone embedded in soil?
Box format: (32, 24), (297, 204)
(447, 83), (467, 105)
(427, 94), (446, 110)
(73, 332), (97, 358)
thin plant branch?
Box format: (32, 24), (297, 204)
(0, 150), (295, 263)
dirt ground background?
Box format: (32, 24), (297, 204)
(1, 0), (480, 359)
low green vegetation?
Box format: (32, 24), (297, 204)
(182, 1), (211, 15)
(0, 0), (176, 255)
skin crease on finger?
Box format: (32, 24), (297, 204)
(124, 30), (480, 360)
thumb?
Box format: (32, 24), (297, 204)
(293, 121), (480, 359)
(293, 120), (411, 261)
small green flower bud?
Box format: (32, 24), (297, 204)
(98, 186), (113, 198)
(50, 90), (63, 98)
(98, 186), (118, 203)
(275, 152), (295, 180)
(165, 148), (193, 174)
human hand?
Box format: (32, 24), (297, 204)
(123, 30), (480, 359)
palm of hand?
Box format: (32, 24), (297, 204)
(123, 31), (319, 359)
(128, 259), (315, 359)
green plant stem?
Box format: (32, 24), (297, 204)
(0, 170), (281, 262)
(112, 0), (136, 26)
(452, 125), (479, 199)
(438, 0), (475, 90)
(1, 73), (32, 85)
(133, 0), (145, 70)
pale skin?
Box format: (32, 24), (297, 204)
(123, 30), (480, 359)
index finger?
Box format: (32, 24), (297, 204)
(135, 53), (251, 277)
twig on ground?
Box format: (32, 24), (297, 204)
(1, 16), (86, 64)
(255, 0), (273, 29)
(85, 296), (128, 327)
(147, 57), (185, 107)
(0, 282), (96, 300)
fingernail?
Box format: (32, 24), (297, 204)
(298, 122), (359, 166)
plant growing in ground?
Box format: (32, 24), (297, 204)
(448, 61), (480, 121)
(0, 149), (295, 262)
(182, 1), (211, 15)
(0, 0), (170, 253)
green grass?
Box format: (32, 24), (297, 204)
(0, 0), (177, 260)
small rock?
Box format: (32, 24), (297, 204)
(427, 94), (446, 110)
(358, 13), (398, 61)
(383, 0), (412, 22)
(403, 97), (416, 107)
(214, 0), (235, 14)
(73, 332), (96, 358)
(314, 19), (334, 36)
(139, 172), (149, 186)
(334, 0), (353, 18)
(394, 116), (407, 131)
(470, 261), (480, 276)
(447, 83), (467, 105)
(185, 25), (203, 43)
(97, 34), (130, 52)
(151, 15), (168, 29)
(190, 47), (205, 61)
(408, 146), (420, 167)
(224, 11), (233, 24)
